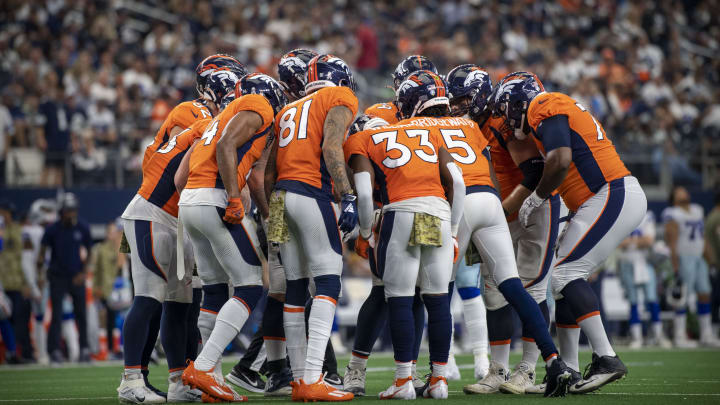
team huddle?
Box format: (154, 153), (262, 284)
(117, 49), (647, 403)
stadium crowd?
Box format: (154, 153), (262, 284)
(0, 0), (719, 188)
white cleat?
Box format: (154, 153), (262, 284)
(378, 377), (416, 400)
(118, 373), (166, 404)
(343, 366), (366, 396)
(524, 383), (546, 394)
(473, 350), (490, 380)
(674, 337), (699, 348)
(699, 335), (720, 348)
(499, 361), (536, 395)
(648, 335), (672, 349)
(463, 360), (507, 394)
(422, 376), (448, 399)
(446, 353), (461, 381)
(628, 338), (643, 349)
(411, 364), (425, 392)
(167, 380), (202, 402)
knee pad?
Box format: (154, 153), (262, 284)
(314, 274), (341, 301)
(201, 284), (229, 313)
(232, 286), (264, 312)
(286, 278), (309, 307)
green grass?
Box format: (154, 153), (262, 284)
(1, 349), (719, 404)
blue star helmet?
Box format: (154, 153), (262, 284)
(277, 48), (318, 100)
(392, 55), (438, 90)
(305, 54), (357, 95)
(492, 72), (544, 137)
(237, 73), (288, 115)
(446, 64), (492, 117)
(395, 70), (450, 120)
(203, 70), (241, 108)
(195, 54), (247, 96)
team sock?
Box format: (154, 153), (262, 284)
(432, 362), (447, 378)
(698, 302), (712, 340)
(263, 296), (286, 364)
(674, 309), (687, 340)
(351, 286), (388, 361)
(423, 294), (452, 364)
(388, 296), (415, 364)
(555, 298), (580, 372)
(459, 291), (488, 356)
(412, 289), (425, 361)
(395, 361), (412, 380)
(561, 279), (615, 357)
(521, 300), (548, 367)
(304, 275), (340, 383)
(487, 304), (513, 370)
(349, 352), (368, 370)
(123, 296), (161, 369)
(161, 301), (190, 372)
(185, 287), (203, 361)
(285, 279), (309, 381)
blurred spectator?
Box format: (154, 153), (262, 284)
(91, 221), (125, 357)
(38, 194), (92, 363)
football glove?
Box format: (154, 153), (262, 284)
(338, 193), (358, 234)
(223, 197), (245, 224)
(518, 191), (546, 228)
(354, 233), (375, 259)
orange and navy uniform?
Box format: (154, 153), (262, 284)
(364, 102), (399, 124)
(143, 100), (211, 169)
(480, 116), (525, 221)
(527, 92), (630, 212)
(344, 119), (447, 205)
(137, 119), (209, 218)
(274, 86), (359, 200)
(185, 94), (275, 192)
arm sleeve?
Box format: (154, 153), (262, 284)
(536, 115), (571, 153)
(354, 171), (375, 239)
(447, 162), (466, 237)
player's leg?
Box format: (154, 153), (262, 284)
(186, 280), (203, 361)
(692, 256), (720, 346)
(227, 328), (267, 393)
(552, 177), (646, 394)
(455, 257), (488, 380)
(619, 260), (643, 348)
(377, 211), (420, 400)
(643, 265), (670, 347)
(117, 219), (168, 404)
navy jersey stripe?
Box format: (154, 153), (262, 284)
(147, 151), (187, 210)
(569, 129), (607, 194)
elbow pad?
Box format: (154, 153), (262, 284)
(519, 157), (544, 191)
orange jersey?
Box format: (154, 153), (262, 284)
(186, 94), (275, 191)
(137, 119), (208, 217)
(409, 116), (494, 189)
(481, 116), (524, 200)
(274, 86), (359, 200)
(364, 102), (399, 124)
(344, 119), (447, 204)
(528, 92), (630, 211)
(143, 100), (211, 169)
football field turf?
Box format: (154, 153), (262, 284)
(1, 349), (719, 404)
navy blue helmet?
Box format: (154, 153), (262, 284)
(195, 54), (247, 96)
(492, 73), (544, 134)
(392, 55), (438, 90)
(277, 48), (318, 100)
(305, 54), (356, 94)
(236, 73), (288, 115)
(203, 70), (241, 107)
(348, 114), (372, 137)
(395, 70), (449, 120)
(446, 64), (492, 117)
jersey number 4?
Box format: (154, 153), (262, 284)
(372, 129), (437, 168)
(200, 119), (220, 146)
(278, 99), (313, 147)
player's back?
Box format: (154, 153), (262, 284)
(662, 204), (705, 256)
(365, 102), (399, 124)
(138, 118), (208, 217)
(144, 100), (211, 169)
(344, 119), (446, 205)
(186, 94), (274, 191)
(527, 92), (629, 211)
(274, 86), (359, 200)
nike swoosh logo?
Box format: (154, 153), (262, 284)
(573, 379), (594, 389)
(134, 393), (145, 402)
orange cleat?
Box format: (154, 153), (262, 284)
(295, 373), (354, 402)
(290, 380), (303, 402)
(182, 361), (236, 402)
(201, 392), (248, 403)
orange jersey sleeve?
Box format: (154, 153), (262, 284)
(406, 116), (494, 189)
(274, 86), (359, 200)
(137, 118), (209, 217)
(186, 94), (275, 191)
(364, 102), (399, 124)
(348, 122), (446, 204)
(527, 92), (630, 211)
(143, 100), (211, 169)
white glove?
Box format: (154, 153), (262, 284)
(519, 191), (546, 228)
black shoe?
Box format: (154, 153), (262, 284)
(264, 368), (292, 397)
(226, 364), (266, 393)
(143, 374), (167, 399)
(324, 371), (343, 390)
(569, 353), (627, 394)
(544, 357), (571, 397)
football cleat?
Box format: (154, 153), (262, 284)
(527, 367), (580, 395)
(167, 380), (203, 403)
(499, 361), (536, 395)
(463, 360), (507, 394)
(422, 376), (448, 399)
(264, 368), (293, 397)
(544, 357), (571, 397)
(200, 391), (248, 403)
(411, 367), (427, 396)
(324, 371), (344, 390)
(568, 353), (626, 394)
(225, 364), (266, 393)
(699, 335), (720, 348)
(446, 354), (461, 381)
(294, 373), (354, 402)
(473, 349), (490, 380)
(182, 361), (236, 402)
(674, 336), (699, 348)
(117, 373), (166, 404)
(378, 377), (415, 400)
(343, 366), (366, 396)
(143, 374), (167, 399)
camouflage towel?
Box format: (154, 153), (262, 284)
(409, 212), (442, 247)
(268, 190), (290, 243)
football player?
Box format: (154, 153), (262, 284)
(663, 186), (720, 347)
(264, 54), (358, 402)
(345, 71), (466, 400)
(179, 72), (287, 403)
(493, 75), (646, 394)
